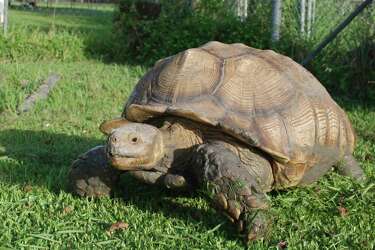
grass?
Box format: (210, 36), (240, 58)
(0, 5), (374, 250)
(0, 6), (113, 63)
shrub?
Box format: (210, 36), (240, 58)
(112, 0), (271, 65)
(307, 5), (375, 100)
(112, 0), (374, 101)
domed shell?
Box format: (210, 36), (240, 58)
(123, 41), (356, 184)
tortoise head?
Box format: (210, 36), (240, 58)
(100, 118), (164, 171)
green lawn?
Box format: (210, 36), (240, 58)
(0, 7), (374, 249)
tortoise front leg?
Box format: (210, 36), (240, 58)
(69, 146), (190, 198)
(191, 142), (272, 242)
(69, 145), (122, 197)
(129, 170), (189, 190)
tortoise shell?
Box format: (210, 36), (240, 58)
(123, 41), (355, 186)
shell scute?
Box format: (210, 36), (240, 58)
(151, 48), (222, 104)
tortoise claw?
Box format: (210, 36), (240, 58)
(164, 174), (188, 189)
(192, 142), (273, 242)
(227, 200), (241, 220)
(214, 193), (228, 210)
(241, 210), (272, 243)
(213, 194), (271, 242)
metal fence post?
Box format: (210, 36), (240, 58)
(0, 0), (2, 34)
(271, 0), (282, 43)
(306, 0), (314, 37)
(3, 0), (7, 35)
(312, 0), (315, 26)
(236, 0), (248, 22)
(0, 0), (8, 36)
(300, 0), (305, 35)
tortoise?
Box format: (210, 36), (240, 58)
(69, 41), (365, 242)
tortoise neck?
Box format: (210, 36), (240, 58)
(153, 118), (204, 171)
(161, 119), (204, 148)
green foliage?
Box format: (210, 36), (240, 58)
(112, 0), (271, 65)
(271, 0), (374, 100)
(311, 11), (375, 100)
(112, 0), (374, 100)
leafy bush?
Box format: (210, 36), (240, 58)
(299, 4), (374, 100)
(112, 0), (374, 100)
(112, 0), (271, 65)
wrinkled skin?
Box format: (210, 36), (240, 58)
(69, 146), (122, 197)
(68, 117), (365, 243)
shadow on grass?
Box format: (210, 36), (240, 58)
(0, 129), (103, 191)
(0, 128), (239, 242)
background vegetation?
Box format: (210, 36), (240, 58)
(112, 0), (374, 100)
(0, 1), (374, 249)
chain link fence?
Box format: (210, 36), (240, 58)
(225, 0), (374, 50)
(281, 0), (373, 44)
(224, 0), (374, 95)
(280, 0), (374, 94)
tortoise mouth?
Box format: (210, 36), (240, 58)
(107, 151), (156, 171)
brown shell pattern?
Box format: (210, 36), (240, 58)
(124, 41), (355, 175)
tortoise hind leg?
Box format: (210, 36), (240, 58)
(191, 142), (273, 242)
(336, 154), (366, 181)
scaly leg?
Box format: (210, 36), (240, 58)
(337, 154), (366, 181)
(129, 170), (189, 190)
(69, 146), (190, 197)
(69, 145), (122, 197)
(191, 142), (273, 242)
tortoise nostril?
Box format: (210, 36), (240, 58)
(131, 137), (138, 143)
(107, 147), (115, 157)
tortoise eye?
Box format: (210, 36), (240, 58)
(131, 137), (138, 143)
(128, 133), (142, 144)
